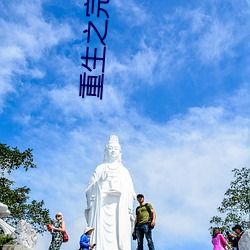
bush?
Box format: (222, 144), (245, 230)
(0, 234), (14, 247)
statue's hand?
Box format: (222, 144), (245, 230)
(101, 171), (108, 181)
(86, 195), (95, 208)
(129, 213), (135, 222)
(87, 201), (92, 208)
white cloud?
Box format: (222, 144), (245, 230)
(112, 0), (148, 26)
(0, 0), (73, 110)
(152, 6), (243, 70)
(47, 83), (127, 120)
(105, 42), (161, 91)
(196, 20), (235, 63)
(189, 8), (210, 33)
(128, 42), (158, 85)
(104, 5), (242, 90)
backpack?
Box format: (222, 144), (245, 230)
(136, 203), (154, 229)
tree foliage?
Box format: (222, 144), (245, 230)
(0, 144), (36, 175)
(0, 143), (52, 233)
(210, 167), (250, 232)
(0, 234), (14, 246)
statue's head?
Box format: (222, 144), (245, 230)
(104, 135), (122, 163)
(0, 202), (10, 218)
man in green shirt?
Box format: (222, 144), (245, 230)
(133, 194), (156, 250)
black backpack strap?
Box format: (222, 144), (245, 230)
(144, 203), (151, 215)
(136, 206), (140, 216)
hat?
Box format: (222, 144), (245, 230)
(232, 225), (243, 231)
(55, 212), (63, 218)
(137, 194), (144, 198)
(84, 227), (94, 234)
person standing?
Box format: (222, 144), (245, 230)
(211, 227), (232, 250)
(231, 225), (244, 250)
(79, 227), (96, 250)
(133, 194), (156, 250)
(48, 212), (66, 250)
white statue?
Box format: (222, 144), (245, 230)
(0, 202), (11, 218)
(0, 202), (15, 235)
(239, 229), (250, 250)
(13, 220), (38, 250)
(85, 135), (136, 250)
(0, 203), (37, 250)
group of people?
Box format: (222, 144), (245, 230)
(48, 210), (246, 250)
(48, 193), (156, 250)
(212, 224), (245, 250)
(47, 136), (248, 250)
(47, 212), (96, 250)
(80, 193), (156, 250)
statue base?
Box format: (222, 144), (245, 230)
(1, 245), (26, 250)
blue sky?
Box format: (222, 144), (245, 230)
(1, 0), (250, 249)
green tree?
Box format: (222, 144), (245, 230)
(0, 143), (52, 233)
(210, 167), (250, 232)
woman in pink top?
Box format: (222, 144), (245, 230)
(212, 227), (232, 250)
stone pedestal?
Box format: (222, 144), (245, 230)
(238, 229), (250, 250)
(2, 246), (26, 250)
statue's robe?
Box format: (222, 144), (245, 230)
(85, 163), (136, 250)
